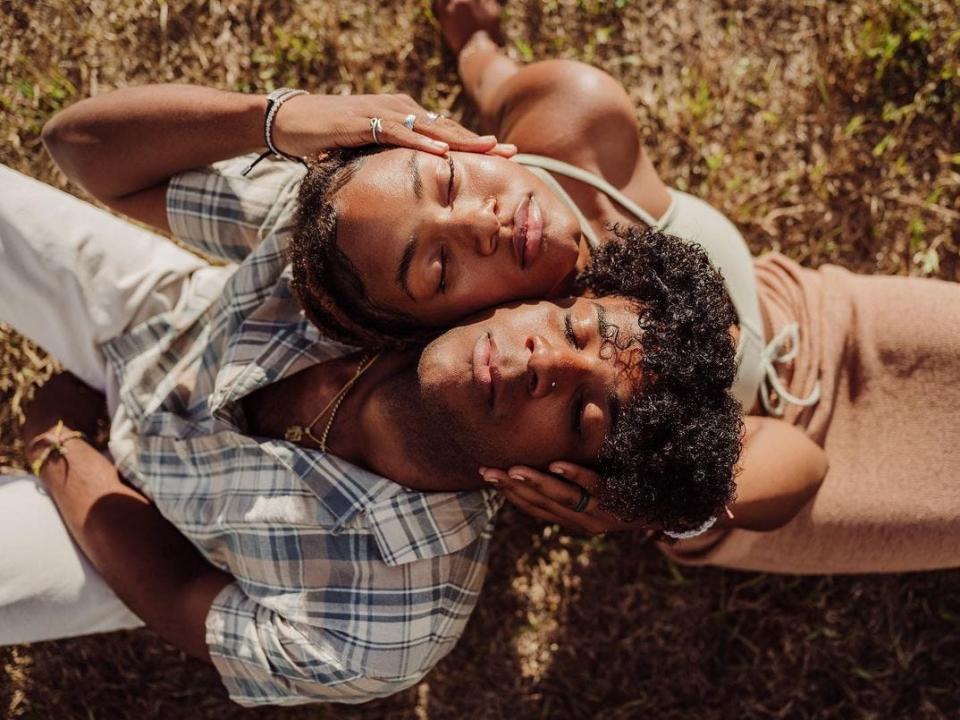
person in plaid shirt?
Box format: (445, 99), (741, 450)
(0, 86), (741, 705)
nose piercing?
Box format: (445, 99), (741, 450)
(550, 381), (557, 389)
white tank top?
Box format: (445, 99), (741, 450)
(514, 153), (765, 409)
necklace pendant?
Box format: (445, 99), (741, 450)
(284, 425), (304, 442)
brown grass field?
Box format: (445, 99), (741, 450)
(2, 1), (959, 718)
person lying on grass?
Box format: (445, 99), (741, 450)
(44, 0), (957, 573)
(2, 106), (743, 708)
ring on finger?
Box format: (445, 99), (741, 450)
(572, 487), (591, 513)
(402, 113), (417, 131)
(425, 111), (445, 125)
(369, 116), (384, 144)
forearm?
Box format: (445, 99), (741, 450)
(29, 433), (231, 660)
(42, 84), (266, 202)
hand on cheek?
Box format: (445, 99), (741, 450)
(480, 461), (649, 536)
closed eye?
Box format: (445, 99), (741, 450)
(437, 246), (448, 294)
(445, 156), (455, 206)
(564, 314), (584, 350)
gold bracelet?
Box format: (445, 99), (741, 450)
(28, 420), (86, 477)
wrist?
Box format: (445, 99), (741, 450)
(262, 88), (309, 159)
(237, 92), (269, 152)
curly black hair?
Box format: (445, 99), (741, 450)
(577, 225), (743, 533)
(289, 147), (429, 349)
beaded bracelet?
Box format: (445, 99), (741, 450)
(241, 87), (309, 176)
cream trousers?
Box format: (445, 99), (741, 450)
(0, 165), (206, 645)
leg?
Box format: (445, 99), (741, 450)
(0, 473), (142, 644)
(0, 166), (205, 642)
(0, 165), (205, 392)
(435, 2), (670, 220)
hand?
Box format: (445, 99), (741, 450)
(20, 372), (108, 453)
(480, 462), (648, 536)
(271, 93), (517, 159)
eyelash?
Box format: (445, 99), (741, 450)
(446, 156), (455, 206)
(564, 314), (584, 350)
(564, 314), (585, 435)
(438, 246), (448, 294)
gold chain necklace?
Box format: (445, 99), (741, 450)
(284, 350), (382, 452)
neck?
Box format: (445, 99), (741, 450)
(341, 353), (483, 492)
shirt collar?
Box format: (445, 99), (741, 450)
(259, 438), (503, 565)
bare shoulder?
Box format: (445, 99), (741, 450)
(495, 60), (641, 183)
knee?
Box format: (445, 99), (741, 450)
(497, 60), (640, 170)
(505, 60), (635, 125)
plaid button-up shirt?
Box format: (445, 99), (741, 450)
(102, 155), (501, 706)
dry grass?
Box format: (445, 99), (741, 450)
(2, 0), (959, 718)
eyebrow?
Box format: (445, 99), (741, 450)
(408, 150), (423, 199)
(396, 234), (418, 300)
(593, 301), (621, 434)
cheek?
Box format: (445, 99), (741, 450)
(486, 406), (566, 466)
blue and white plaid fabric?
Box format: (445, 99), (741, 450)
(103, 155), (501, 706)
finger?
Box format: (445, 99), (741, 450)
(547, 461), (602, 493)
(478, 466), (511, 486)
(410, 117), (500, 153)
(501, 475), (606, 533)
(376, 120), (450, 155)
(488, 143), (518, 158)
(507, 466), (600, 514)
(501, 488), (591, 534)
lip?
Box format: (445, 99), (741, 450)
(513, 195), (544, 270)
(472, 331), (495, 408)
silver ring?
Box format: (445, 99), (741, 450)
(572, 487), (591, 513)
(425, 111), (444, 125)
(369, 117), (384, 144)
(403, 113), (417, 131)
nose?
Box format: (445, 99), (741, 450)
(442, 197), (499, 256)
(524, 334), (593, 398)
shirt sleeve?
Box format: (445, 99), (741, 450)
(166, 155), (306, 263)
(204, 582), (433, 706)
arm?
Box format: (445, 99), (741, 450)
(42, 85), (512, 232)
(41, 85), (266, 231)
(721, 416), (828, 532)
(22, 374), (231, 660)
(481, 417), (828, 535)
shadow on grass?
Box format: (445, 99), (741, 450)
(6, 512), (959, 719)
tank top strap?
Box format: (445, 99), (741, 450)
(515, 153), (666, 232)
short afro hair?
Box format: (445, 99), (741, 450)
(577, 226), (743, 534)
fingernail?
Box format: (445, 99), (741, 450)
(478, 135), (496, 142)
(431, 140), (449, 150)
(509, 473), (526, 483)
(478, 466), (488, 475)
(482, 474), (500, 486)
(549, 464), (564, 475)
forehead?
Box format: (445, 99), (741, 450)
(337, 148), (409, 203)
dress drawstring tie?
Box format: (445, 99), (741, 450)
(759, 322), (821, 417)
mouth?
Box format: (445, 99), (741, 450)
(472, 331), (497, 409)
(513, 195), (544, 270)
